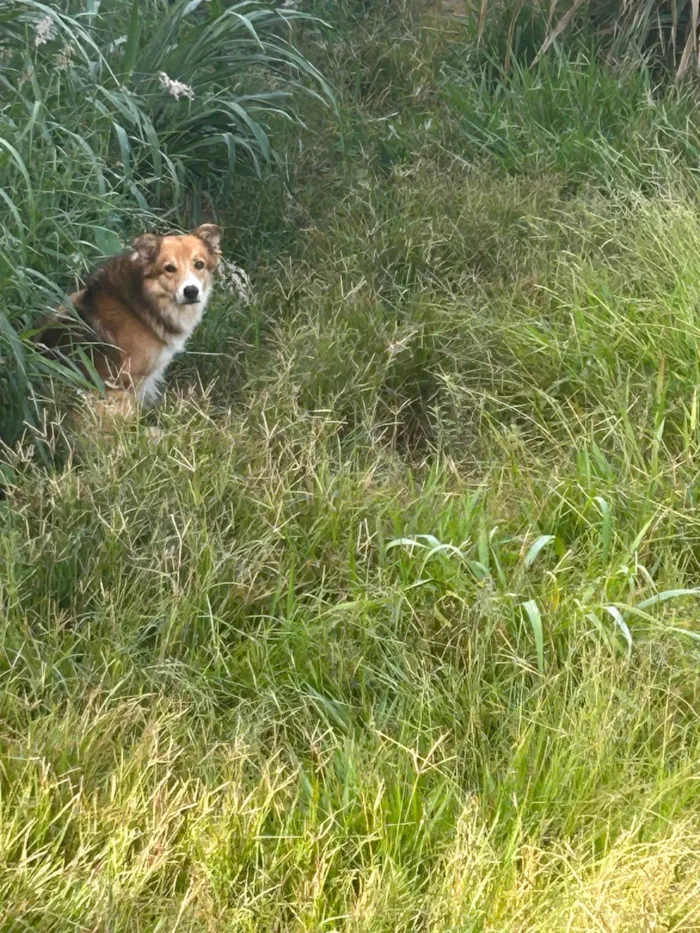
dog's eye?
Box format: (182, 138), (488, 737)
(164, 263), (177, 273)
(194, 260), (205, 270)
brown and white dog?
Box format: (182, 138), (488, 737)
(38, 224), (221, 419)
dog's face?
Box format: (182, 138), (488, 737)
(131, 224), (221, 312)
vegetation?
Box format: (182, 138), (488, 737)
(478, 0), (700, 75)
(0, 0), (329, 447)
(3, 0), (700, 928)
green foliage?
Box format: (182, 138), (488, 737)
(475, 0), (700, 74)
(443, 53), (700, 188)
(4, 1), (700, 928)
(0, 0), (330, 446)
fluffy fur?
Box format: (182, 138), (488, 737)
(38, 224), (222, 417)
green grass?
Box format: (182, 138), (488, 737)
(4, 2), (700, 929)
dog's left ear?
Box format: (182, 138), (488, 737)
(192, 224), (222, 255)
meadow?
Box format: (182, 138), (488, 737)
(3, 0), (700, 929)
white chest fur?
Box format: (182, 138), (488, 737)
(138, 342), (183, 403)
(137, 291), (209, 404)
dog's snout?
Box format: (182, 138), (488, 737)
(183, 284), (199, 302)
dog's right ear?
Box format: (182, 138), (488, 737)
(130, 233), (161, 263)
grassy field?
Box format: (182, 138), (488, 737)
(5, 1), (700, 929)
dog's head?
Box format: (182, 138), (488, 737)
(131, 224), (222, 310)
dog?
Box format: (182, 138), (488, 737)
(37, 224), (222, 421)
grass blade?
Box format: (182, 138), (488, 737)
(122, 0), (141, 77)
(635, 589), (700, 611)
(522, 599), (545, 673)
(524, 534), (555, 569)
(605, 605), (633, 656)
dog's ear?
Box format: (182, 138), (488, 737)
(130, 233), (161, 263)
(192, 224), (222, 254)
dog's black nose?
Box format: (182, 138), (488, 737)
(183, 284), (199, 302)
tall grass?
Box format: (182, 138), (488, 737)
(473, 0), (700, 74)
(3, 0), (700, 928)
(442, 52), (700, 188)
(0, 0), (330, 448)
